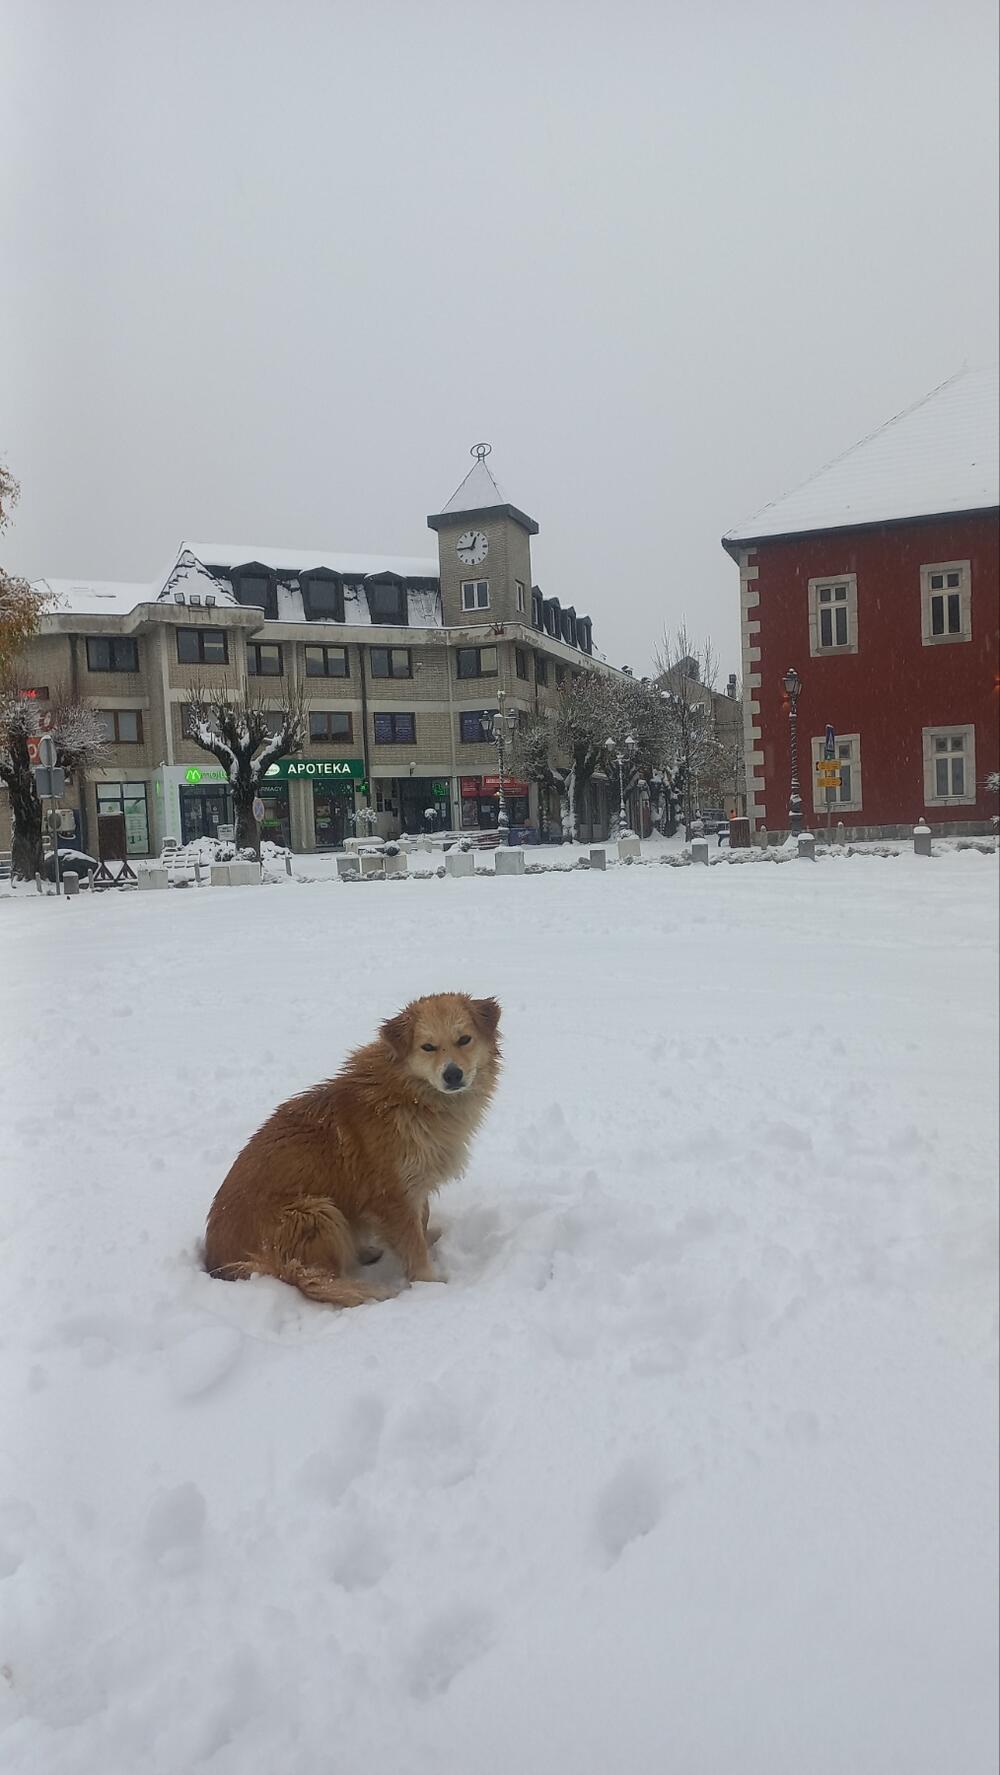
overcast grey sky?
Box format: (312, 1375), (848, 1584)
(3, 0), (997, 675)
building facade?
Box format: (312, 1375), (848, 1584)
(723, 368), (999, 836)
(3, 450), (617, 856)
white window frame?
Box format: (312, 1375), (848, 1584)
(810, 731), (863, 815)
(920, 560), (972, 646)
(808, 574), (858, 657)
(461, 579), (490, 612)
(515, 579), (526, 614)
(922, 724), (976, 807)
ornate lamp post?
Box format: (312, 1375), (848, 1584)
(480, 687), (518, 843)
(606, 734), (637, 836)
(782, 666), (803, 835)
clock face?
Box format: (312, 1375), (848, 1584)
(456, 529), (489, 566)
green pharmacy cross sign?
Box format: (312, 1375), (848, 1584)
(263, 758), (366, 783)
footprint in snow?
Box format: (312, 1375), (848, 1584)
(295, 1395), (386, 1505)
(594, 1458), (668, 1567)
(166, 1325), (243, 1400)
(406, 1604), (496, 1699)
(143, 1481), (206, 1574)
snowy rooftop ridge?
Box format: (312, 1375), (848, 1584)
(724, 364), (1000, 544)
(32, 578), (154, 616)
(185, 543), (440, 579)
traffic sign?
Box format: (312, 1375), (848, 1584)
(38, 734), (58, 770)
(824, 724), (836, 761)
(252, 796), (265, 822)
(33, 766), (66, 799)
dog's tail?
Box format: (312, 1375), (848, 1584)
(211, 1256), (389, 1309)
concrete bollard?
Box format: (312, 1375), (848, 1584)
(797, 833), (816, 861)
(495, 848), (525, 876)
(139, 868), (169, 891)
(758, 826), (769, 850)
(836, 821), (845, 847)
(691, 837), (710, 865)
(336, 854), (360, 880)
(228, 861), (261, 886)
(359, 854), (385, 880)
(617, 835), (641, 861)
(445, 850), (475, 878)
(285, 855), (293, 876)
(913, 820), (932, 858)
(384, 851), (408, 878)
(62, 871), (80, 897)
(210, 863), (231, 888)
(589, 848), (607, 870)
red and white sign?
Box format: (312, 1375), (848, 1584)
(482, 775), (528, 795)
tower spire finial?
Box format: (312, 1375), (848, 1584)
(471, 441), (492, 462)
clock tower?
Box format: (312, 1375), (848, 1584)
(428, 443), (539, 629)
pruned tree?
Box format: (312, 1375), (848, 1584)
(0, 688), (107, 880)
(655, 624), (723, 827)
(185, 679), (306, 854)
(0, 464), (54, 680)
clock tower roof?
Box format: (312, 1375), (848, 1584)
(427, 444), (539, 536)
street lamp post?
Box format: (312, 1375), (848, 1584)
(605, 734), (637, 837)
(480, 688), (518, 844)
(782, 666), (803, 835)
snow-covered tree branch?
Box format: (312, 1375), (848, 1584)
(185, 678), (306, 854)
(0, 689), (108, 879)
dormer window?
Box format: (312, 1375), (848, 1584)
(365, 576), (408, 625)
(543, 600), (560, 639)
(577, 617), (593, 655)
(560, 607), (577, 646)
(531, 589), (544, 630)
(301, 572), (344, 623)
(230, 565), (278, 621)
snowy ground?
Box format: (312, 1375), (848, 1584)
(1, 852), (998, 1775)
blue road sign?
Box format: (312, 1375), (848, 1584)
(824, 723), (836, 760)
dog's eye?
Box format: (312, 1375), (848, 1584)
(456, 1035), (472, 1047)
(420, 1043), (437, 1053)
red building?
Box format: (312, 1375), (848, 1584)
(723, 367), (999, 836)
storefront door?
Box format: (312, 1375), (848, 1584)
(313, 785), (353, 849)
(399, 779), (451, 834)
(180, 786), (234, 843)
(258, 784), (291, 848)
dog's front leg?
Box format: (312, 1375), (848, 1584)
(378, 1203), (439, 1284)
(421, 1197), (443, 1247)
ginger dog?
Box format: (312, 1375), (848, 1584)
(204, 993), (501, 1307)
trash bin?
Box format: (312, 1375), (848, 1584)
(729, 817), (751, 850)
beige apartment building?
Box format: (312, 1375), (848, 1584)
(3, 449), (617, 856)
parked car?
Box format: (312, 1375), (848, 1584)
(697, 809), (727, 835)
(41, 846), (98, 882)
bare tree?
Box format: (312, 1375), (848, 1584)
(655, 625), (722, 827)
(0, 688), (107, 880)
(185, 679), (306, 854)
(0, 465), (55, 681)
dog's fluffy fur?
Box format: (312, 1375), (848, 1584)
(204, 993), (501, 1307)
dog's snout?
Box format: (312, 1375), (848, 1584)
(442, 1062), (464, 1089)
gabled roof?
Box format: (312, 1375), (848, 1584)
(724, 364), (999, 546)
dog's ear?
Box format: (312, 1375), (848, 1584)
(380, 1006), (414, 1056)
(472, 996), (501, 1034)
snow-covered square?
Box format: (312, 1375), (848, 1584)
(2, 852), (998, 1775)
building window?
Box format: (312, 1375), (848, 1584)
(921, 561), (971, 645)
(247, 642), (282, 677)
(810, 732), (862, 814)
(555, 665), (566, 688)
(95, 780), (150, 854)
(535, 655), (548, 687)
(515, 580), (526, 614)
(301, 574), (344, 623)
(459, 710), (491, 743)
(461, 580), (490, 612)
(231, 571), (278, 621)
(177, 628), (228, 665)
(95, 709), (143, 744)
(305, 645), (349, 677)
(456, 646), (498, 679)
(370, 646), (411, 678)
(531, 589), (544, 630)
(808, 575), (858, 655)
(261, 711), (285, 738)
(86, 636), (139, 673)
(365, 580), (408, 624)
(515, 647), (529, 680)
(923, 725), (976, 805)
(374, 712), (416, 744)
(309, 710), (353, 743)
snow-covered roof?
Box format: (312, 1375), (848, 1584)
(724, 365), (1000, 544)
(186, 543), (439, 579)
(438, 458), (509, 516)
(33, 578), (152, 616)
